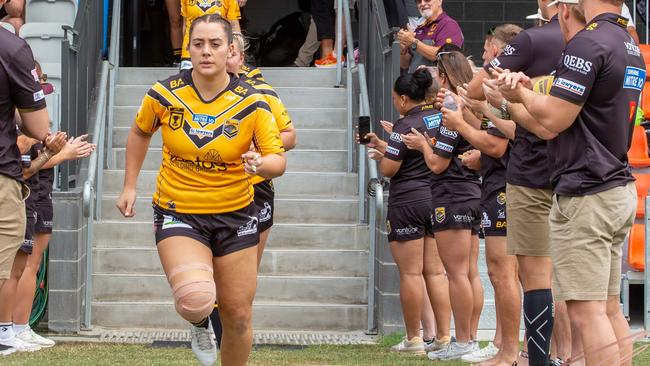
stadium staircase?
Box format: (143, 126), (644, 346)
(91, 67), (371, 332)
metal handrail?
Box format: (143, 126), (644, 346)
(81, 0), (121, 329)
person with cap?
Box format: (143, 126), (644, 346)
(397, 0), (464, 73)
(463, 1), (564, 365)
(527, 8), (550, 27)
(495, 0), (644, 364)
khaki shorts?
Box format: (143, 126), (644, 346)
(0, 175), (28, 279)
(506, 183), (553, 256)
(550, 182), (636, 302)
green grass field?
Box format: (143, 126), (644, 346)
(4, 334), (650, 365)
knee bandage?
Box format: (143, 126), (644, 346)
(168, 263), (216, 322)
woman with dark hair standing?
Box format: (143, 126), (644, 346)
(402, 50), (482, 360)
(116, 14), (286, 366)
(360, 68), (452, 354)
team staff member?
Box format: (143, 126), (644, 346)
(179, 0), (241, 70)
(496, 0), (644, 364)
(361, 69), (452, 355)
(443, 23), (523, 365)
(401, 51), (481, 360)
(117, 14), (285, 366)
(465, 2), (563, 364)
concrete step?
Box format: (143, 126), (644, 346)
(101, 170), (358, 196)
(93, 222), (369, 250)
(111, 127), (348, 150)
(111, 148), (348, 172)
(91, 301), (367, 331)
(93, 247), (369, 277)
(92, 274), (368, 304)
(115, 85), (346, 109)
(100, 195), (359, 224)
(112, 106), (347, 129)
(117, 67), (338, 88)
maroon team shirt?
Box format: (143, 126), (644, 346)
(548, 13), (644, 196)
(484, 16), (565, 190)
(414, 12), (464, 48)
(0, 28), (47, 182)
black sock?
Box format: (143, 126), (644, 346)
(173, 48), (181, 63)
(523, 289), (554, 366)
(209, 303), (223, 348)
(191, 317), (209, 329)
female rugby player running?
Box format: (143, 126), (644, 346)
(116, 14), (286, 366)
(401, 51), (483, 360)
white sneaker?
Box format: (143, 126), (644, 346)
(461, 341), (500, 362)
(389, 336), (426, 354)
(15, 326), (55, 348)
(0, 335), (41, 352)
(428, 341), (475, 360)
(424, 336), (451, 352)
(190, 321), (218, 366)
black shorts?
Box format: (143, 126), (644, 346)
(386, 200), (434, 242)
(35, 198), (53, 234)
(153, 203), (259, 257)
(254, 180), (275, 233)
(431, 198), (481, 234)
(21, 208), (37, 255)
(481, 190), (507, 237)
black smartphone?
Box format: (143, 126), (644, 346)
(358, 116), (371, 144)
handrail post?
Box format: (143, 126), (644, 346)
(335, 0), (344, 87)
(645, 193), (650, 332)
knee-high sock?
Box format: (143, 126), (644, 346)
(524, 289), (554, 366)
(209, 303), (223, 348)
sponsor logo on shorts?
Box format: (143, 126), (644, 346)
(497, 192), (506, 205)
(435, 141), (454, 153)
(42, 220), (53, 228)
(33, 90), (45, 102)
(497, 208), (506, 219)
(22, 239), (34, 247)
(423, 113), (442, 130)
(439, 126), (458, 138)
(434, 207), (446, 223)
(395, 226), (419, 236)
(503, 45), (515, 56)
(386, 220), (391, 234)
(237, 216), (259, 237)
(553, 78), (586, 96)
(481, 212), (491, 228)
(490, 58), (501, 69)
(189, 128), (214, 139)
(389, 132), (402, 143)
(453, 214), (473, 223)
(386, 146), (400, 156)
(259, 202), (272, 223)
(162, 215), (192, 230)
(496, 221), (507, 228)
(562, 54), (593, 75)
(623, 66), (646, 91)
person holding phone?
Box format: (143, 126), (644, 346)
(359, 68), (452, 355)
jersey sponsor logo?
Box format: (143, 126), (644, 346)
(625, 40), (641, 57)
(233, 86), (249, 96)
(586, 22), (598, 31)
(616, 17), (629, 27)
(434, 207), (446, 223)
(386, 146), (400, 156)
(33, 90), (45, 102)
(435, 141), (454, 153)
(169, 107), (185, 130)
(439, 126), (458, 138)
(497, 192), (506, 205)
(395, 226), (419, 236)
(497, 208), (506, 219)
(31, 68), (40, 82)
(630, 101), (638, 123)
(189, 128), (214, 139)
(259, 202), (272, 222)
(170, 78), (185, 89)
(481, 212), (491, 228)
(223, 119), (240, 139)
(490, 58), (501, 69)
(553, 77), (586, 96)
(167, 200), (177, 211)
(237, 216), (258, 237)
(389, 132), (402, 143)
(623, 66), (646, 91)
(162, 215), (193, 230)
(169, 150), (229, 173)
(503, 45), (515, 56)
(563, 54), (593, 75)
(193, 114), (217, 127)
(423, 113), (442, 130)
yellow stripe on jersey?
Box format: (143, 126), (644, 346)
(135, 71), (284, 214)
(181, 0), (241, 59)
(240, 63), (265, 82)
(532, 75), (555, 96)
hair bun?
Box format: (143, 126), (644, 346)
(411, 68), (433, 90)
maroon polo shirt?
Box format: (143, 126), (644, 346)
(414, 12), (464, 48)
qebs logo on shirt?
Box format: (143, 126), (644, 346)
(623, 66), (646, 91)
(423, 113), (442, 130)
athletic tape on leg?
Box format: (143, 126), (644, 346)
(168, 263), (215, 321)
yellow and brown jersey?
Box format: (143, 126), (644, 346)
(239, 75), (293, 186)
(135, 70), (284, 214)
(239, 63), (265, 82)
(181, 0), (241, 59)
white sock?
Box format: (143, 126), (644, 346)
(12, 324), (27, 335)
(0, 323), (15, 341)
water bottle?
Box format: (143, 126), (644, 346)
(442, 91), (458, 111)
